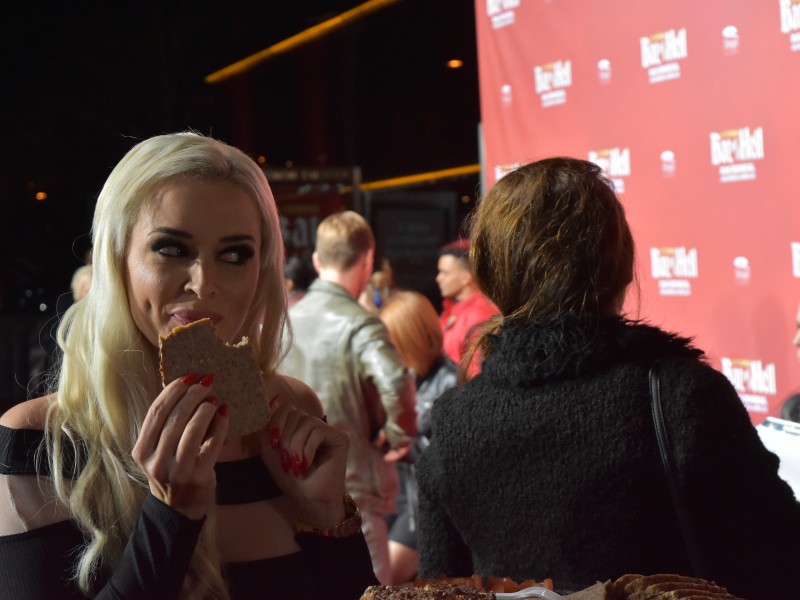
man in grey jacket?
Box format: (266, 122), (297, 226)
(281, 211), (417, 584)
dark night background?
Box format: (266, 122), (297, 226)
(0, 0), (481, 315)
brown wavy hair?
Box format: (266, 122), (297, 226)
(468, 157), (634, 358)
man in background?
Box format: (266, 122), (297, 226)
(436, 239), (498, 372)
(281, 211), (417, 584)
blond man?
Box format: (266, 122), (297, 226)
(281, 211), (417, 584)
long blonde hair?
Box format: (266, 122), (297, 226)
(46, 132), (288, 598)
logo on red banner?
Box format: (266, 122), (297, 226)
(720, 357), (777, 414)
(588, 147), (630, 193)
(500, 83), (513, 106)
(721, 25), (740, 56)
(792, 242), (800, 277)
(779, 0), (800, 51)
(733, 256), (751, 285)
(650, 246), (698, 296)
(493, 162), (520, 183)
(640, 28), (688, 83)
(709, 126), (765, 183)
(486, 0), (520, 30)
(660, 150), (676, 177)
(533, 60), (572, 107)
(597, 59), (612, 84)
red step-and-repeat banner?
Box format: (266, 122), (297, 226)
(475, 0), (800, 423)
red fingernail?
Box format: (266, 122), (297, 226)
(280, 449), (291, 473)
(300, 457), (309, 477)
(269, 394), (280, 410)
(270, 427), (281, 449)
(218, 404), (228, 417)
(182, 372), (199, 385)
(206, 395), (217, 406)
(290, 452), (300, 477)
(200, 374), (216, 387)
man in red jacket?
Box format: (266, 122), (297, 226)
(436, 239), (498, 374)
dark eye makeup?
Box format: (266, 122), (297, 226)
(149, 237), (188, 257)
(219, 245), (256, 265)
(148, 235), (255, 266)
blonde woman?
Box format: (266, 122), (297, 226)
(0, 133), (377, 599)
(378, 291), (457, 584)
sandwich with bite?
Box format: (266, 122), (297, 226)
(159, 318), (269, 440)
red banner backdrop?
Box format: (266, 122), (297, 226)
(475, 0), (800, 423)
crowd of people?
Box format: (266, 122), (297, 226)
(0, 133), (798, 600)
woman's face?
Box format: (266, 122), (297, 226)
(125, 177), (263, 347)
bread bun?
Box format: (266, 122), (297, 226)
(609, 574), (744, 600)
(159, 318), (269, 440)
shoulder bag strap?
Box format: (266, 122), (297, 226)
(649, 361), (708, 578)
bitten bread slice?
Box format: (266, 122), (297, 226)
(159, 318), (268, 440)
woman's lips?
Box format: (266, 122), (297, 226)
(170, 310), (222, 326)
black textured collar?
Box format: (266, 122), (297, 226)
(480, 316), (704, 385)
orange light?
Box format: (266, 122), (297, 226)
(35, 191), (47, 201)
(205, 0), (400, 84)
(356, 163), (480, 191)
(447, 59), (464, 69)
(257, 155), (267, 164)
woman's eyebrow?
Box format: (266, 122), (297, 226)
(219, 234), (256, 243)
(147, 228), (254, 243)
(149, 226), (191, 238)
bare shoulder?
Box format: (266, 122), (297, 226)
(266, 374), (324, 419)
(0, 395), (52, 430)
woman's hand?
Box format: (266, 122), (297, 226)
(258, 395), (350, 527)
(132, 372), (228, 520)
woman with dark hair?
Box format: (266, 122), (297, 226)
(416, 157), (800, 600)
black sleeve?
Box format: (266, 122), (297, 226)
(100, 494), (205, 599)
(0, 494), (203, 599)
(296, 531), (379, 600)
(667, 362), (800, 600)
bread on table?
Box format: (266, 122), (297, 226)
(359, 573), (745, 600)
(360, 582), (495, 599)
(608, 574), (745, 600)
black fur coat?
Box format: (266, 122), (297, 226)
(416, 317), (800, 600)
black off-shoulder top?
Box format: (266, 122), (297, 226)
(0, 425), (377, 599)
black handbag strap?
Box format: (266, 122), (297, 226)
(648, 362), (708, 578)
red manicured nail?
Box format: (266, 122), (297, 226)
(182, 372), (199, 385)
(300, 457), (309, 477)
(218, 404), (228, 417)
(280, 449), (291, 473)
(200, 374), (216, 387)
(269, 394), (280, 410)
(270, 427), (281, 449)
(290, 452), (301, 477)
